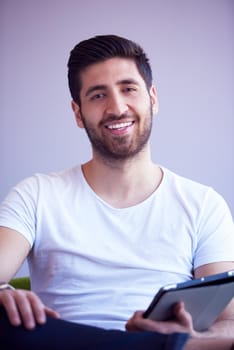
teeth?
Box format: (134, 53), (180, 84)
(107, 122), (132, 130)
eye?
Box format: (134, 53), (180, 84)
(90, 93), (106, 101)
(122, 86), (137, 93)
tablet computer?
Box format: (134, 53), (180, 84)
(143, 270), (234, 331)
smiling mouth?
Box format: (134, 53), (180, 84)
(105, 121), (134, 130)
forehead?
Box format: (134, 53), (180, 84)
(79, 57), (145, 92)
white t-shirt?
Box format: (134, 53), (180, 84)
(0, 165), (234, 330)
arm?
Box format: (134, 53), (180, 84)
(183, 338), (234, 350)
(0, 226), (30, 281)
(193, 262), (234, 338)
(0, 226), (59, 329)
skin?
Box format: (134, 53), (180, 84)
(1, 57), (234, 349)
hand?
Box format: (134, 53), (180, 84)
(126, 301), (199, 337)
(0, 288), (60, 330)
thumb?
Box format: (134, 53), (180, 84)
(173, 302), (193, 327)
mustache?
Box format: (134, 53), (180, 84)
(100, 113), (135, 125)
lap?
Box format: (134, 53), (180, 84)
(0, 307), (189, 350)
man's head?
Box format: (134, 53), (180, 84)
(68, 35), (157, 164)
(67, 34), (153, 106)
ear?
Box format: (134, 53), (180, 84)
(71, 100), (85, 128)
(149, 85), (158, 115)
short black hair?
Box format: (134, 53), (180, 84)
(67, 34), (153, 105)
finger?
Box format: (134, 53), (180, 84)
(127, 307), (194, 335)
(0, 290), (22, 326)
(14, 290), (40, 329)
(173, 302), (193, 327)
(44, 306), (60, 319)
(126, 310), (165, 332)
(16, 291), (59, 329)
(173, 302), (197, 336)
(27, 292), (50, 325)
(0, 289), (60, 330)
(126, 311), (145, 331)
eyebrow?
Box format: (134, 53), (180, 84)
(85, 85), (107, 97)
(85, 79), (140, 97)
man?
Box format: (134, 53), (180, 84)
(0, 35), (234, 349)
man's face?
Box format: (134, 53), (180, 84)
(72, 57), (157, 162)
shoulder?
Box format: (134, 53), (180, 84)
(2, 165), (83, 204)
(161, 167), (211, 198)
(14, 165), (82, 191)
(161, 167), (232, 217)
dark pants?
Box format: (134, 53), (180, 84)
(0, 307), (189, 350)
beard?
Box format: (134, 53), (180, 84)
(79, 107), (153, 163)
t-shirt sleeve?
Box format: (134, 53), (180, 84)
(194, 187), (234, 268)
(0, 176), (38, 247)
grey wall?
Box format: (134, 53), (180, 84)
(1, 0), (233, 277)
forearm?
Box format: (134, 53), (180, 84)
(183, 317), (234, 349)
(201, 319), (234, 338)
(183, 337), (234, 350)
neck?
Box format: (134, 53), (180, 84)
(82, 146), (163, 208)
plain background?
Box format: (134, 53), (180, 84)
(0, 0), (233, 277)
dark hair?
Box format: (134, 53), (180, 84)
(67, 34), (153, 105)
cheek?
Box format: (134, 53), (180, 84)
(81, 104), (103, 125)
(135, 98), (152, 117)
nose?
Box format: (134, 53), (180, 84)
(105, 92), (128, 117)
